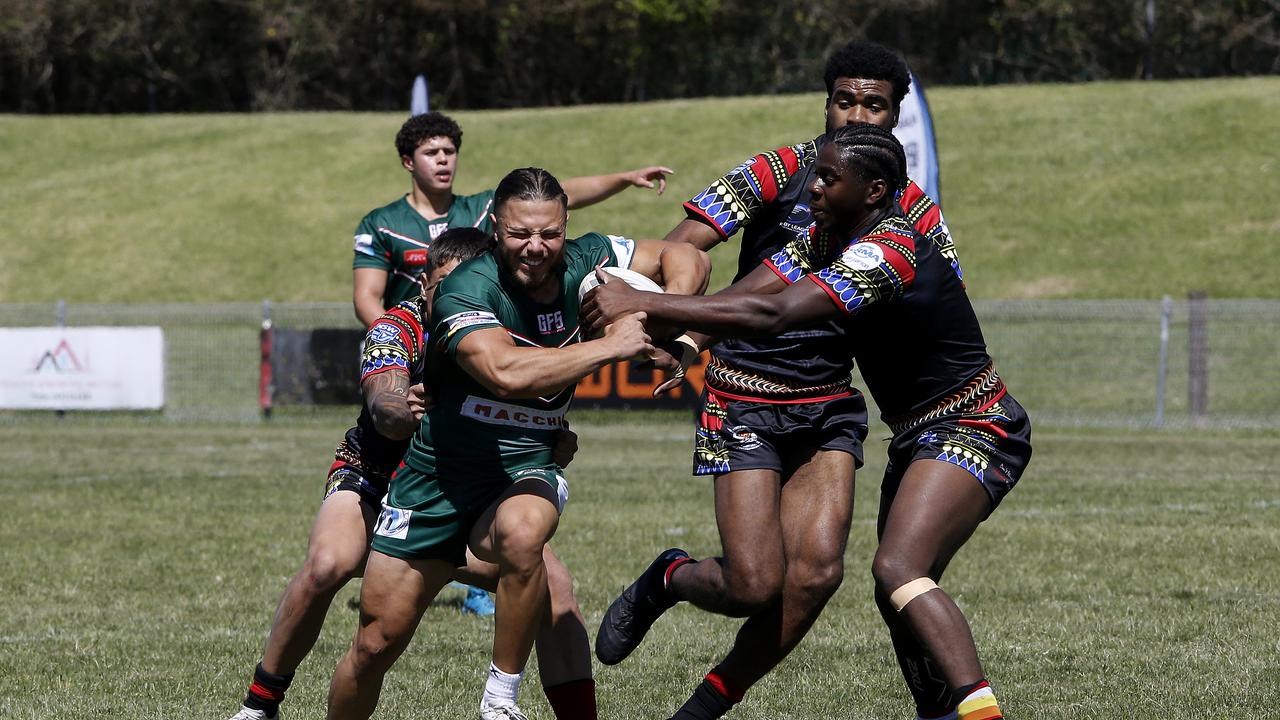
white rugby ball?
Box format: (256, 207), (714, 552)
(577, 266), (664, 303)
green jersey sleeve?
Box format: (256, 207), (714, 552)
(432, 269), (503, 358)
(352, 214), (393, 270)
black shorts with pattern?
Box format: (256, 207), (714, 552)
(322, 429), (399, 507)
(882, 390), (1032, 514)
(693, 389), (869, 476)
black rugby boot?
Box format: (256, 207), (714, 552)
(595, 548), (690, 665)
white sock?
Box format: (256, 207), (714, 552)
(481, 662), (524, 707)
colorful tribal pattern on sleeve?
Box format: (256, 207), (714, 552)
(360, 299), (424, 381)
(809, 215), (918, 315)
(684, 140), (818, 239)
(766, 225), (844, 285)
(899, 180), (963, 285)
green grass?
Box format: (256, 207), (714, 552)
(3, 415), (1278, 718)
(2, 77), (1278, 303)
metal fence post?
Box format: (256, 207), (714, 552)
(1188, 291), (1209, 424)
(55, 299), (66, 420)
(1155, 295), (1171, 427)
(259, 300), (274, 420)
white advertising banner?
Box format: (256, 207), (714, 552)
(893, 71), (942, 207)
(0, 327), (165, 410)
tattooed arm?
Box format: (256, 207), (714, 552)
(361, 369), (417, 440)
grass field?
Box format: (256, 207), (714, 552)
(3, 414), (1278, 719)
(2, 77), (1279, 303)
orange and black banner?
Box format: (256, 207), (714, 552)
(574, 352), (711, 409)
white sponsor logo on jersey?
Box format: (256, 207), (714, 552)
(444, 311), (500, 337)
(373, 504), (412, 539)
(841, 242), (886, 271)
(606, 235), (636, 269)
(354, 233), (376, 256)
(462, 396), (567, 430)
(537, 311), (566, 335)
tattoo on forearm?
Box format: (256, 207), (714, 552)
(363, 371), (415, 438)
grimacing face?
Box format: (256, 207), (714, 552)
(402, 136), (458, 194)
(492, 198), (568, 296)
(825, 77), (898, 134)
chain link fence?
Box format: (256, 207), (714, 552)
(1, 299), (1276, 429)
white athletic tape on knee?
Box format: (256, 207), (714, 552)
(889, 577), (939, 612)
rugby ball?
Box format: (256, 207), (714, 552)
(577, 266), (664, 303)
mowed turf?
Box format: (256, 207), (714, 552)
(2, 77), (1278, 303)
(2, 415), (1277, 719)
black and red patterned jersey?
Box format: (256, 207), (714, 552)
(684, 133), (962, 400)
(764, 207), (993, 422)
(345, 298), (428, 474)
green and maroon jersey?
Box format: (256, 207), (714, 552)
(351, 191), (496, 309)
(402, 233), (637, 481)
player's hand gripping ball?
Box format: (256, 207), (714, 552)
(578, 266), (663, 339)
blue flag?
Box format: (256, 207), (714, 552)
(410, 75), (429, 116)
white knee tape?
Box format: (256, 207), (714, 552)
(888, 577), (939, 612)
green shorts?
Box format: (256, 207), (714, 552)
(369, 465), (568, 566)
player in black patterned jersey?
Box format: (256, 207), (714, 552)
(228, 229), (601, 720)
(585, 123), (1032, 720)
(590, 42), (937, 720)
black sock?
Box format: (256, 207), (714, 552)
(243, 662), (294, 717)
(669, 679), (736, 720)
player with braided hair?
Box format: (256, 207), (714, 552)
(590, 42), (965, 720)
(585, 123), (1031, 720)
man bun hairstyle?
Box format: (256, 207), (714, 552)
(824, 41), (912, 108)
(396, 111), (463, 158)
(831, 122), (908, 197)
(425, 227), (494, 274)
(493, 167), (569, 213)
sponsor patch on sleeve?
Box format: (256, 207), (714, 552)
(606, 235), (637, 269)
(840, 242), (886, 271)
(354, 233), (376, 256)
(366, 321), (402, 345)
(444, 310), (500, 337)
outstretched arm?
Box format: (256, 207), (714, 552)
(562, 166), (673, 209)
(627, 239), (711, 296)
(455, 314), (654, 399)
(583, 263), (836, 339)
(661, 218), (723, 252)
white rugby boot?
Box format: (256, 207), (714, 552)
(479, 700), (528, 720)
(228, 706), (278, 720)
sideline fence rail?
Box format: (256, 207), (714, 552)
(1, 299), (1276, 429)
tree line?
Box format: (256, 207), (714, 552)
(3, 0), (1277, 113)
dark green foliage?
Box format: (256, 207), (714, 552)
(2, 0), (1278, 112)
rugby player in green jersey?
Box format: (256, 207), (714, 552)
(326, 167), (709, 720)
(352, 111), (676, 327)
(229, 230), (601, 720)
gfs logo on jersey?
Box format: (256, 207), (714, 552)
(404, 249), (428, 265)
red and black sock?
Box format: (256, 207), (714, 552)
(243, 662), (293, 717)
(543, 678), (597, 720)
(670, 668), (744, 720)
